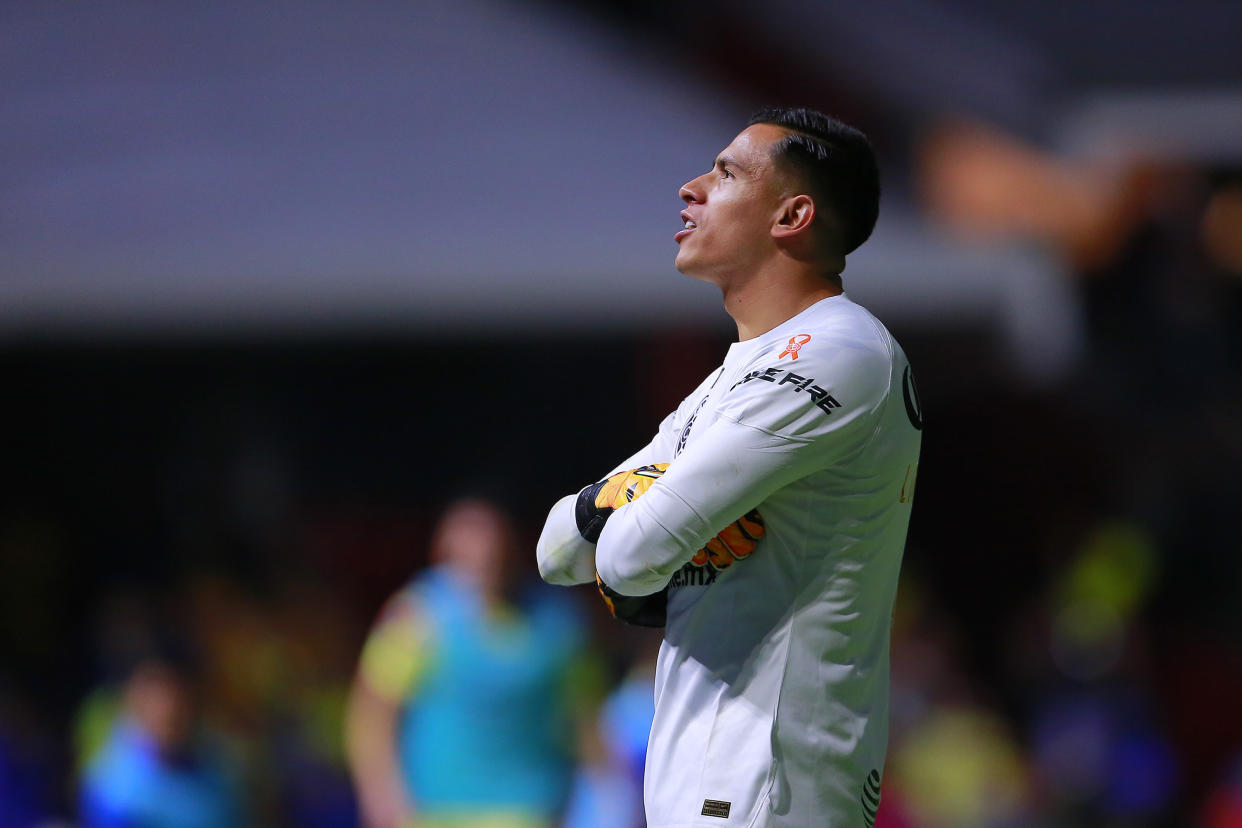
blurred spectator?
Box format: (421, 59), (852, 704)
(562, 637), (657, 828)
(268, 580), (359, 828)
(886, 598), (1034, 828)
(1029, 687), (1179, 824)
(80, 658), (244, 827)
(1204, 750), (1242, 828)
(0, 686), (58, 828)
(344, 499), (588, 828)
(890, 703), (1033, 828)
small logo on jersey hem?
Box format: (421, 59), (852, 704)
(778, 333), (811, 360)
(701, 799), (732, 818)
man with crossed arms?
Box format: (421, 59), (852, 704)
(537, 107), (922, 827)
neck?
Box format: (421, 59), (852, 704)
(721, 262), (843, 340)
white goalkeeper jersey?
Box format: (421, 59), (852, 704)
(537, 294), (922, 828)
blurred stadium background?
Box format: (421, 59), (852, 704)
(3, 0), (1242, 825)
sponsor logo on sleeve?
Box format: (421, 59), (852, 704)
(778, 333), (811, 360)
(674, 367), (725, 457)
(675, 395), (710, 458)
(729, 367), (842, 415)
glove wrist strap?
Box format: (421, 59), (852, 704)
(575, 481), (609, 542)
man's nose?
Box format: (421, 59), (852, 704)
(679, 180), (701, 204)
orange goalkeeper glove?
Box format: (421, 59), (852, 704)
(594, 508), (766, 628)
(574, 463), (669, 542)
(689, 509), (765, 571)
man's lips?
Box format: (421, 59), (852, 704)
(676, 211), (697, 242)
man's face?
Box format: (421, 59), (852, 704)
(126, 663), (194, 757)
(433, 501), (512, 597)
(674, 123), (790, 283)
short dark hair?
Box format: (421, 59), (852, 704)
(748, 107), (880, 256)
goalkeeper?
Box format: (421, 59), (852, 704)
(536, 107), (922, 828)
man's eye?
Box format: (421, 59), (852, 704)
(720, 168), (733, 179)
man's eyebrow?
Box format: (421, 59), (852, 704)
(714, 153), (746, 172)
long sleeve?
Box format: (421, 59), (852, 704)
(535, 494), (595, 585)
(595, 335), (892, 596)
(536, 410), (682, 586)
(593, 417), (817, 594)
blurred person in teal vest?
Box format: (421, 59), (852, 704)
(345, 498), (590, 828)
(80, 658), (244, 828)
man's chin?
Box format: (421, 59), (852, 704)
(674, 251), (697, 276)
(678, 272), (718, 289)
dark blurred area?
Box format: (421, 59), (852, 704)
(3, 0), (1242, 826)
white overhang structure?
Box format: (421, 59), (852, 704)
(4, 1), (1237, 379)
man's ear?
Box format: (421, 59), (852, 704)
(771, 194), (815, 240)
